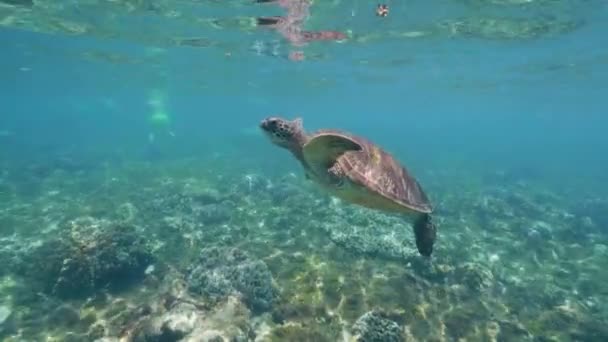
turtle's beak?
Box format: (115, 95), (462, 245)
(259, 117), (277, 133)
(259, 121), (270, 136)
(259, 118), (269, 131)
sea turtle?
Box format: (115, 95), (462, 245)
(259, 116), (437, 257)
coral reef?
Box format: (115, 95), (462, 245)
(187, 247), (278, 313)
(321, 203), (419, 261)
(0, 156), (607, 341)
(14, 217), (154, 299)
(352, 310), (403, 342)
(130, 295), (253, 342)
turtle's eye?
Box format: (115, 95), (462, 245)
(261, 117), (293, 142)
(267, 120), (278, 130)
(274, 123), (288, 136)
(261, 118), (279, 132)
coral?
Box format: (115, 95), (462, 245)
(453, 262), (494, 292)
(15, 217), (154, 299)
(321, 206), (418, 261)
(267, 178), (305, 205)
(232, 173), (269, 195)
(0, 305), (11, 325)
(130, 296), (253, 342)
(116, 202), (138, 223)
(3, 156), (608, 341)
(267, 322), (336, 342)
(493, 320), (532, 341)
(146, 186), (233, 225)
(187, 247), (277, 313)
(365, 274), (423, 316)
(526, 301), (608, 341)
(352, 310), (403, 342)
(572, 197), (608, 232)
(48, 304), (82, 328)
(442, 307), (479, 339)
(196, 203), (232, 224)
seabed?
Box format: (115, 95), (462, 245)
(0, 154), (607, 342)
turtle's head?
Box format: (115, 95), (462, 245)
(260, 116), (307, 151)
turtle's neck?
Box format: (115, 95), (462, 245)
(288, 131), (309, 167)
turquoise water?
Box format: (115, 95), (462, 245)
(1, 1), (608, 341)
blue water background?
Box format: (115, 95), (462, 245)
(1, 1), (607, 194)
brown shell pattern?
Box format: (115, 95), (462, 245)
(312, 130), (432, 213)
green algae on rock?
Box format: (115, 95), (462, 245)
(352, 310), (404, 342)
(186, 246), (278, 313)
(14, 217), (154, 299)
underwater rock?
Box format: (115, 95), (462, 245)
(327, 230), (411, 260)
(572, 197), (608, 232)
(526, 301), (608, 341)
(116, 202), (138, 223)
(0, 305), (11, 325)
(3, 157), (608, 341)
(267, 322), (339, 341)
(62, 331), (90, 342)
(149, 193), (194, 214)
(102, 299), (154, 338)
(87, 322), (106, 340)
(148, 187), (232, 225)
(266, 176), (306, 205)
(232, 174), (269, 195)
(453, 262), (494, 292)
(15, 217), (154, 299)
(48, 304), (81, 328)
(525, 220), (553, 245)
(0, 244), (14, 277)
(473, 188), (549, 223)
(494, 320), (532, 340)
(352, 310), (403, 342)
(321, 207), (418, 261)
(0, 305), (15, 336)
(442, 304), (490, 339)
(183, 187), (223, 205)
(187, 247), (278, 313)
(473, 194), (512, 220)
(131, 295), (252, 342)
(196, 203), (232, 224)
(131, 302), (196, 341)
(19, 153), (99, 181)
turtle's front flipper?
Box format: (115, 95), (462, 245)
(412, 214), (436, 257)
(303, 135), (362, 171)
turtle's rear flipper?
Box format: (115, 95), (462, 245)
(257, 16), (283, 27)
(413, 214), (436, 257)
(255, 0), (279, 3)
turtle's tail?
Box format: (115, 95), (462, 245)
(412, 213), (436, 257)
